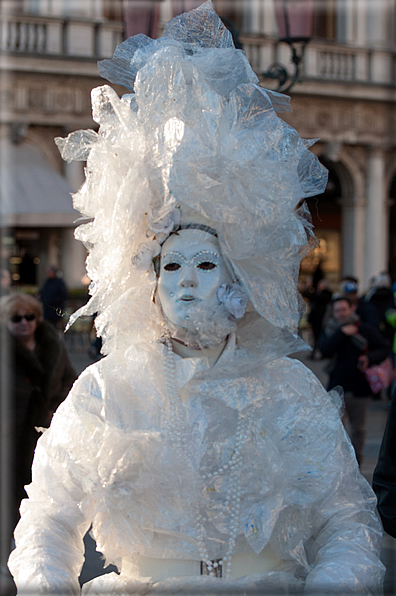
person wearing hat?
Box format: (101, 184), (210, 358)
(338, 276), (379, 328)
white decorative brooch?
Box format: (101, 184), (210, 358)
(131, 240), (161, 276)
(132, 206), (180, 275)
(217, 283), (247, 319)
(146, 206), (181, 244)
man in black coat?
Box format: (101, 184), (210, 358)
(37, 264), (68, 329)
(373, 391), (396, 537)
(318, 296), (388, 465)
(373, 392), (396, 538)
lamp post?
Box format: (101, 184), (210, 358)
(262, 0), (314, 93)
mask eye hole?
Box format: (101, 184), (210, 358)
(197, 261), (217, 271)
(164, 262), (181, 272)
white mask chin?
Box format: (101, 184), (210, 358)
(157, 228), (237, 348)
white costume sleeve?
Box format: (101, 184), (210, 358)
(256, 359), (384, 594)
(8, 365), (105, 595)
(297, 367), (385, 594)
(305, 465), (384, 593)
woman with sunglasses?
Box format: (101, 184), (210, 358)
(0, 293), (77, 563)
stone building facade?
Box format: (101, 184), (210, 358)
(0, 0), (124, 288)
(235, 0), (396, 291)
(1, 0), (395, 292)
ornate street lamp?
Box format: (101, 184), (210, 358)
(262, 0), (314, 93)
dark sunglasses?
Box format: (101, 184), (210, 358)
(10, 313), (36, 323)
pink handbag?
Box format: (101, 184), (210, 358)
(364, 357), (395, 394)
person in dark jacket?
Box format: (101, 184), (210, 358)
(37, 264), (69, 329)
(372, 389), (396, 538)
(0, 293), (77, 553)
(307, 278), (333, 359)
(338, 277), (380, 328)
(318, 296), (388, 465)
(365, 272), (394, 344)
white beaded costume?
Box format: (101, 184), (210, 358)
(9, 2), (384, 594)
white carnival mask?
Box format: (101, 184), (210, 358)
(157, 228), (243, 345)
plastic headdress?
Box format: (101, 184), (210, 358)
(56, 0), (327, 354)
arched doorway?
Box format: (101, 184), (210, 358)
(300, 157), (343, 290)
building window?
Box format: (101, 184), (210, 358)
(103, 0), (123, 21)
(312, 0), (336, 40)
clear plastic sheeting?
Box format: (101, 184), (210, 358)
(8, 2), (384, 595)
(54, 0), (327, 353)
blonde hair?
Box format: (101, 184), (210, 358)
(0, 293), (43, 325)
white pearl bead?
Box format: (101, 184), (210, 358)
(162, 332), (248, 579)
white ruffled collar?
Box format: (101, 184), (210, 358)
(167, 332), (236, 390)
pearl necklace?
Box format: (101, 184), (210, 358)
(161, 332), (253, 579)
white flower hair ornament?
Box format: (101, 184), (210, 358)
(132, 207), (180, 277)
(131, 240), (161, 278)
(217, 283), (248, 320)
(146, 206), (181, 244)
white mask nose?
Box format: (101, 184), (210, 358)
(180, 279), (196, 288)
(180, 267), (198, 288)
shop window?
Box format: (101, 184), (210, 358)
(301, 158), (342, 288)
(9, 230), (41, 287)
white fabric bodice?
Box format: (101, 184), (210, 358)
(75, 340), (337, 565)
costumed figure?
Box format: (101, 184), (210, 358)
(8, 3), (385, 594)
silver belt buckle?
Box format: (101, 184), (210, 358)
(200, 558), (223, 577)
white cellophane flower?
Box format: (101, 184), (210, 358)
(146, 206), (180, 241)
(217, 283), (247, 319)
(131, 240), (161, 273)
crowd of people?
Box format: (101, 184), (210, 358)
(303, 268), (396, 555)
(303, 268), (396, 467)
